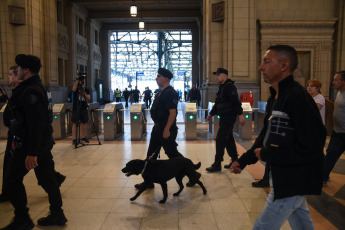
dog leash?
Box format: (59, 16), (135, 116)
(141, 146), (161, 174)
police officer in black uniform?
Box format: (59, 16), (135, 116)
(206, 68), (245, 172)
(1, 54), (67, 230)
(134, 68), (186, 189)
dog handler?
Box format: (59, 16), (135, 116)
(1, 54), (67, 230)
(134, 68), (185, 190)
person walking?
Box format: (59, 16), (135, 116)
(1, 54), (67, 230)
(230, 45), (326, 229)
(206, 68), (245, 172)
(323, 71), (345, 185)
(134, 68), (189, 190)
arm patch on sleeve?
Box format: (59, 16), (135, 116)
(173, 98), (179, 105)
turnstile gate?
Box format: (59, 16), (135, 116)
(239, 102), (253, 140)
(52, 104), (66, 139)
(185, 103), (197, 139)
(130, 103), (146, 140)
(103, 103), (124, 140)
(208, 102), (220, 140)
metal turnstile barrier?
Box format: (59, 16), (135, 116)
(103, 103), (124, 140)
(64, 103), (73, 135)
(254, 101), (266, 133)
(87, 103), (100, 138)
(52, 104), (67, 139)
(239, 102), (253, 140)
(130, 103), (146, 140)
(185, 103), (197, 139)
(0, 104), (8, 139)
(208, 102), (220, 140)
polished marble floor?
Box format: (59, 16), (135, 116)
(0, 107), (344, 229)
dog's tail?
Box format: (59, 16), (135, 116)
(194, 162), (201, 170)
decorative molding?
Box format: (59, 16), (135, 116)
(259, 19), (337, 28)
(8, 5), (25, 25)
(77, 42), (88, 57)
(57, 32), (69, 52)
(93, 51), (102, 63)
(212, 2), (225, 22)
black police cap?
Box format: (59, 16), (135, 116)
(213, 68), (228, 75)
(158, 68), (173, 79)
(15, 54), (42, 74)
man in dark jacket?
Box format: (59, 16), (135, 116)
(230, 45), (326, 229)
(187, 84), (201, 106)
(1, 54), (67, 230)
(206, 68), (245, 172)
(134, 68), (188, 190)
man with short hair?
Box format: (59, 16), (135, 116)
(206, 68), (245, 172)
(230, 45), (325, 229)
(134, 68), (186, 190)
(1, 55), (67, 230)
(187, 84), (201, 106)
(0, 66), (22, 204)
(123, 87), (131, 108)
(323, 71), (345, 185)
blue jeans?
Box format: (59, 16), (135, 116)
(253, 175), (314, 230)
(324, 131), (345, 181)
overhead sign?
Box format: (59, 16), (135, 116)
(177, 71), (185, 76)
(136, 71), (145, 76)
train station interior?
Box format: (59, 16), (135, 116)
(1, 0), (345, 229)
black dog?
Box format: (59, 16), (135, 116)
(122, 158), (207, 203)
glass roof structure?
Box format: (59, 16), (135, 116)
(110, 31), (192, 92)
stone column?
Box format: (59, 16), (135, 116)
(201, 0), (258, 107)
(100, 29), (112, 102)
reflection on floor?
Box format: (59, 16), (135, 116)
(0, 122), (344, 230)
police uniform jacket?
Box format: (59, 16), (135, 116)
(209, 79), (243, 117)
(150, 86), (178, 127)
(4, 75), (54, 157)
(238, 75), (326, 200)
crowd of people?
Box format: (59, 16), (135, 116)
(0, 45), (345, 230)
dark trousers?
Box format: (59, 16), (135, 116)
(146, 124), (184, 160)
(215, 116), (238, 163)
(144, 98), (151, 109)
(263, 164), (270, 181)
(324, 131), (345, 180)
(4, 150), (62, 217)
(1, 139), (11, 195)
(124, 97), (129, 108)
(115, 97), (120, 102)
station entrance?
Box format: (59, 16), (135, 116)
(110, 31), (192, 96)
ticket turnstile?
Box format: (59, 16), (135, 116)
(103, 103), (124, 140)
(185, 103), (197, 139)
(239, 102), (253, 140)
(0, 104), (8, 139)
(52, 104), (66, 139)
(87, 103), (100, 138)
(208, 102), (220, 140)
(130, 103), (146, 140)
(255, 101), (267, 133)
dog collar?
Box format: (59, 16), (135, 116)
(141, 160), (148, 174)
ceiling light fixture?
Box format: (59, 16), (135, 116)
(139, 21), (145, 30)
(130, 2), (137, 17)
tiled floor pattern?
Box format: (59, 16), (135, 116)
(0, 121), (344, 229)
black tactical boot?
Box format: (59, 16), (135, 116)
(37, 211), (67, 226)
(0, 215), (34, 230)
(206, 162), (221, 172)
